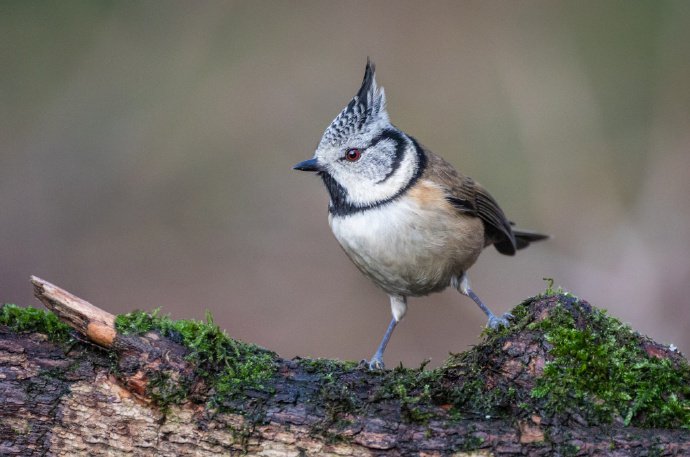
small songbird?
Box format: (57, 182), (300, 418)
(294, 60), (548, 369)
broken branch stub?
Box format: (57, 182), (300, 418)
(31, 275), (116, 347)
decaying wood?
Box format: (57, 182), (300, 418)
(31, 276), (116, 347)
(1, 277), (689, 456)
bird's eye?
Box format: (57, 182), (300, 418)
(345, 148), (362, 162)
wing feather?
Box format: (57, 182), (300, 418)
(420, 147), (517, 255)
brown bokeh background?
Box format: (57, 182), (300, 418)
(2, 1), (689, 367)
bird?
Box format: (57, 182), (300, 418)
(293, 59), (548, 369)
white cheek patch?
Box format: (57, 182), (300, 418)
(343, 144), (418, 207)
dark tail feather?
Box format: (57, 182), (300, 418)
(493, 228), (549, 255)
(513, 229), (549, 250)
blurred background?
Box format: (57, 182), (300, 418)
(2, 1), (689, 367)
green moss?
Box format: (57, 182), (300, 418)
(395, 382), (434, 423)
(459, 433), (485, 451)
(438, 357), (518, 420)
(0, 304), (71, 343)
(542, 277), (557, 296)
(431, 287), (690, 429)
(436, 301), (534, 419)
(114, 289), (690, 431)
(115, 309), (277, 409)
(147, 370), (193, 411)
(373, 362), (443, 424)
(318, 379), (358, 424)
(298, 357), (358, 373)
(298, 358), (444, 427)
(531, 297), (690, 428)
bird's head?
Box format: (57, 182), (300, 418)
(294, 59), (424, 215)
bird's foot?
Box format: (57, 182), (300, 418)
(487, 312), (513, 329)
(360, 357), (385, 370)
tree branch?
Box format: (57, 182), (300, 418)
(1, 277), (689, 456)
(31, 276), (116, 347)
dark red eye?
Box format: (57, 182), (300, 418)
(345, 148), (362, 162)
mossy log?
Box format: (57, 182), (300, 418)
(1, 277), (689, 456)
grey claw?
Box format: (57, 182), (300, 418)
(487, 312), (513, 329)
(367, 357), (385, 370)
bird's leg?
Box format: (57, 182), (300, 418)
(454, 273), (512, 329)
(368, 295), (407, 370)
(368, 317), (397, 370)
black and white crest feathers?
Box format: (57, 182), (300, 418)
(321, 59), (388, 146)
(355, 58), (377, 111)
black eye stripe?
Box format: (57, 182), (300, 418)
(339, 129), (404, 159)
(370, 129), (407, 184)
(367, 129), (404, 149)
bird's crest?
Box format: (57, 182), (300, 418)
(321, 59), (388, 146)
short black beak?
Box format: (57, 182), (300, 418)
(293, 158), (321, 172)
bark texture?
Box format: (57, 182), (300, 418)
(0, 277), (689, 456)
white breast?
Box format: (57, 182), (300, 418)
(328, 186), (484, 296)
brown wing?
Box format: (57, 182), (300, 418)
(421, 148), (518, 255)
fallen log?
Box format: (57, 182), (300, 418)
(0, 277), (688, 456)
